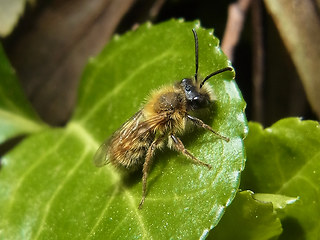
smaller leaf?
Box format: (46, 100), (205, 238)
(254, 193), (299, 210)
(0, 44), (45, 144)
(242, 118), (320, 240)
(208, 190), (283, 240)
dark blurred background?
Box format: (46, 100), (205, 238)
(2, 0), (319, 126)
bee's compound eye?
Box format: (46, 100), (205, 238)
(181, 78), (193, 92)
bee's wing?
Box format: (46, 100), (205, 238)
(93, 141), (110, 167)
(93, 110), (144, 167)
(117, 110), (144, 140)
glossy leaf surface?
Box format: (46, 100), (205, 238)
(0, 20), (247, 239)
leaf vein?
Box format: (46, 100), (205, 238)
(123, 187), (150, 240)
(79, 50), (172, 124)
(276, 151), (320, 193)
(86, 186), (120, 239)
(81, 35), (145, 100)
(107, 215), (130, 239)
(33, 148), (91, 239)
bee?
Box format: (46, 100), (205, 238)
(94, 28), (233, 209)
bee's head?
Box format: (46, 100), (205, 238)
(179, 78), (211, 110)
(181, 29), (233, 110)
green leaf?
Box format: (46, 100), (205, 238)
(0, 20), (247, 239)
(242, 118), (320, 240)
(208, 191), (284, 240)
(253, 193), (299, 210)
(0, 44), (45, 144)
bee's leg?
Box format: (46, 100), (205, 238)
(187, 115), (230, 142)
(170, 134), (212, 169)
(139, 137), (163, 209)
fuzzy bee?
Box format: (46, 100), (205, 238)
(94, 29), (233, 209)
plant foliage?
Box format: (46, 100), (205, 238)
(0, 20), (247, 239)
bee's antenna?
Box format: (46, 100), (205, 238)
(200, 67), (233, 88)
(192, 29), (199, 82)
